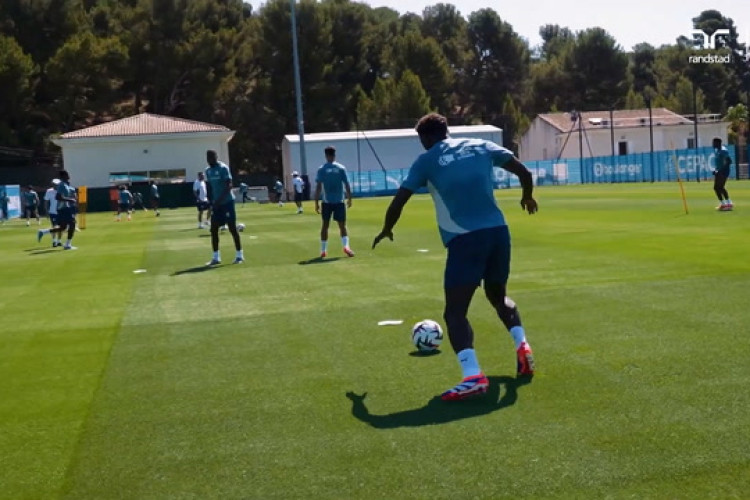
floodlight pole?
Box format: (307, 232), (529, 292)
(290, 0), (308, 177)
(646, 97), (654, 182)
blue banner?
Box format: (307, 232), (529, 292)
(348, 146), (737, 195)
(0, 185), (21, 219)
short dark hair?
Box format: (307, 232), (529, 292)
(415, 113), (448, 139)
(713, 137), (722, 144)
(324, 146), (336, 156)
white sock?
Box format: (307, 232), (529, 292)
(321, 240), (328, 252)
(213, 251), (220, 261)
(236, 249), (243, 259)
(457, 348), (482, 378)
(342, 236), (349, 248)
(510, 326), (527, 350)
(65, 239), (72, 247)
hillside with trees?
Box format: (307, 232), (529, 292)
(0, 0), (747, 174)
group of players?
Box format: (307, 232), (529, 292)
(23, 114), (740, 401)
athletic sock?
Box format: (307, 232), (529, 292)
(321, 240), (328, 253)
(510, 326), (527, 350)
(342, 236), (349, 248)
(213, 251), (220, 261)
(457, 348), (482, 378)
(236, 250), (243, 259)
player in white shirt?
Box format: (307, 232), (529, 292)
(37, 179), (61, 247)
(193, 172), (211, 228)
(292, 171), (305, 214)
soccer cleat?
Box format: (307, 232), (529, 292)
(37, 230), (44, 243)
(441, 374), (489, 401)
(206, 259), (221, 266)
(516, 341), (535, 376)
(63, 245), (77, 251)
(343, 247), (355, 257)
(232, 257), (244, 264)
(320, 251), (327, 258)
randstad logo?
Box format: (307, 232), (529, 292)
(689, 29), (733, 64)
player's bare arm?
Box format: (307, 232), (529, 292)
(372, 187), (413, 249)
(502, 157), (538, 214)
(314, 182), (322, 213)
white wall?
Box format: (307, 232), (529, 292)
(54, 132), (234, 188)
(552, 123), (729, 160)
(519, 118), (559, 162)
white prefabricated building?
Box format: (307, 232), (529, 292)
(52, 113), (235, 188)
(281, 125), (503, 195)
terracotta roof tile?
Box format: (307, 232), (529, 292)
(538, 108), (693, 132)
(59, 113), (230, 139)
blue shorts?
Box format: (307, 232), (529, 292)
(196, 201), (210, 211)
(57, 207), (75, 225)
(211, 202), (236, 226)
(49, 214), (58, 225)
(444, 226), (511, 289)
(321, 202), (346, 223)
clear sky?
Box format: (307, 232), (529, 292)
(355, 0), (750, 51)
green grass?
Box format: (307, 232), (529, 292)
(1, 182), (750, 499)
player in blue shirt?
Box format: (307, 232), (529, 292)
(116, 185), (133, 221)
(22, 186), (40, 226)
(205, 149), (243, 265)
(712, 137), (733, 210)
(373, 113), (538, 401)
(46, 170), (78, 250)
(314, 146), (354, 258)
(149, 181), (160, 216)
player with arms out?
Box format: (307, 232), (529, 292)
(373, 113), (538, 401)
(712, 137), (733, 211)
(314, 146), (354, 258)
(205, 150), (243, 265)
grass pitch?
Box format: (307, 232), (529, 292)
(1, 182), (749, 499)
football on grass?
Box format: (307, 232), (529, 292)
(237, 223), (245, 232)
(412, 319), (443, 352)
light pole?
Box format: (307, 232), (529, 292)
(290, 0), (308, 177)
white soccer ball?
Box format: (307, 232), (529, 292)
(411, 319), (443, 352)
(236, 223), (245, 232)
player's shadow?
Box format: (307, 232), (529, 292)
(345, 375), (531, 429)
(172, 265), (219, 276)
(298, 257), (342, 265)
(27, 249), (60, 256)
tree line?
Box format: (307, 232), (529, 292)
(1, 0), (748, 175)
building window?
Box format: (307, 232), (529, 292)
(618, 141), (628, 156)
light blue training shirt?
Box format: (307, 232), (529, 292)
(401, 137), (513, 246)
(315, 162), (349, 204)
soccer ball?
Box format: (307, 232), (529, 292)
(411, 319), (443, 352)
(237, 223), (245, 232)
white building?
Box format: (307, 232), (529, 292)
(519, 108), (728, 162)
(281, 125), (503, 191)
(52, 113), (235, 188)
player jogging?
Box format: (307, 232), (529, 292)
(205, 150), (243, 265)
(37, 179), (61, 247)
(292, 171), (305, 214)
(274, 178), (284, 206)
(22, 185), (40, 226)
(193, 171), (211, 228)
(712, 137), (733, 211)
(45, 170), (78, 250)
(373, 113), (537, 401)
(116, 185), (133, 221)
(149, 181), (160, 216)
(314, 146), (354, 258)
